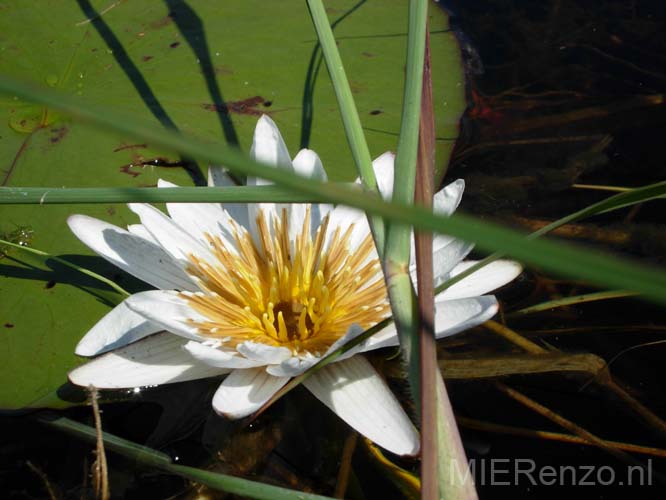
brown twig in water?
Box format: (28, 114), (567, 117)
(483, 320), (547, 354)
(89, 386), (110, 500)
(26, 460), (59, 500)
(457, 416), (666, 458)
(484, 320), (666, 437)
(494, 382), (650, 470)
(334, 432), (358, 498)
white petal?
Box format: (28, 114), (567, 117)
(325, 203), (373, 253)
(237, 342), (292, 364)
(207, 167), (251, 230)
(247, 203), (277, 249)
(292, 149), (327, 181)
(283, 166), (332, 242)
(250, 115), (292, 169)
(322, 323), (366, 361)
(290, 202), (330, 245)
(266, 324), (367, 377)
(433, 179), (465, 216)
(359, 323), (400, 352)
(431, 236), (475, 286)
(303, 356), (419, 456)
(288, 202), (333, 250)
(207, 166), (234, 187)
(437, 260), (522, 300)
(408, 179), (468, 270)
(184, 341), (265, 369)
(75, 300), (162, 356)
(312, 202), (333, 228)
(127, 224), (158, 244)
(125, 290), (208, 341)
(362, 296), (500, 352)
(434, 295), (499, 339)
(372, 151), (396, 200)
(286, 149), (331, 240)
(68, 215), (196, 291)
(69, 333), (229, 388)
(247, 123), (332, 242)
(157, 179), (236, 248)
(128, 203), (216, 267)
(410, 234), (475, 287)
(212, 368), (290, 418)
(266, 356), (318, 377)
(156, 178), (177, 188)
(287, 203), (308, 243)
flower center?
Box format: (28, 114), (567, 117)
(271, 301), (314, 340)
(181, 205), (390, 355)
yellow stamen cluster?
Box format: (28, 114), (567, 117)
(183, 206), (390, 355)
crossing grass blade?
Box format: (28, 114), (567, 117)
(40, 413), (337, 500)
(1, 76), (666, 304)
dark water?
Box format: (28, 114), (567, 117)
(3, 1), (666, 498)
(445, 0), (666, 498)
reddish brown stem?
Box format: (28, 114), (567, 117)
(414, 27), (438, 500)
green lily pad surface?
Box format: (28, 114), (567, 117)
(0, 0), (464, 409)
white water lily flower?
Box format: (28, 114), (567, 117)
(68, 115), (521, 456)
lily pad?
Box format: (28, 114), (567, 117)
(0, 0), (464, 409)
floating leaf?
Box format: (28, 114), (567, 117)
(0, 1), (464, 409)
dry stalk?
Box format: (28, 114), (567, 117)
(88, 385), (110, 500)
(334, 432), (358, 498)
